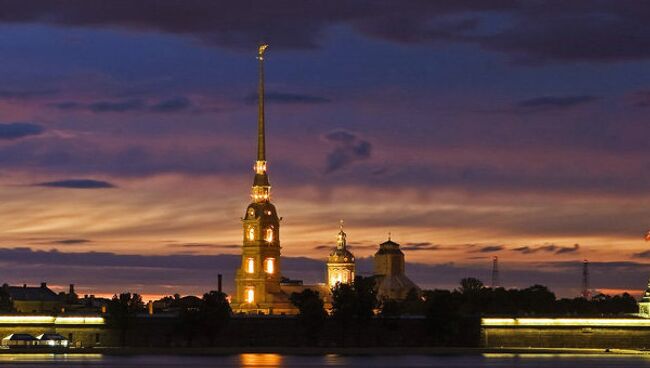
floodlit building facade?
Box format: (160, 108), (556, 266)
(327, 222), (355, 288)
(373, 238), (420, 300)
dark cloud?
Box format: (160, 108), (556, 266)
(53, 239), (92, 245)
(0, 248), (644, 297)
(168, 243), (239, 249)
(149, 97), (192, 112)
(632, 250), (650, 258)
(323, 130), (372, 173)
(246, 91), (331, 105)
(0, 1), (518, 51)
(0, 88), (58, 100)
(477, 245), (504, 253)
(35, 179), (116, 189)
(2, 1), (649, 63)
(626, 90), (650, 108)
(515, 95), (599, 110)
(512, 243), (579, 255)
(51, 97), (194, 113)
(89, 99), (144, 113)
(401, 242), (446, 251)
(0, 122), (44, 140)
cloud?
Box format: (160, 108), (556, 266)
(35, 179), (116, 189)
(477, 245), (504, 253)
(323, 130), (372, 173)
(0, 88), (58, 100)
(0, 122), (44, 140)
(632, 250), (650, 258)
(626, 90), (650, 108)
(515, 95), (599, 111)
(149, 97), (192, 112)
(512, 243), (580, 255)
(168, 243), (239, 249)
(246, 91), (331, 105)
(2, 1), (650, 64)
(51, 97), (194, 113)
(53, 239), (92, 245)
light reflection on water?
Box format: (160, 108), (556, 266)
(0, 353), (650, 367)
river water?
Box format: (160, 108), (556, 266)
(1, 353), (650, 367)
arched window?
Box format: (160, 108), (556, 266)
(248, 227), (255, 241)
(265, 227), (274, 242)
(246, 258), (255, 273)
(246, 287), (255, 303)
(265, 258), (275, 274)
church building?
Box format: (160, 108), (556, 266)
(373, 237), (420, 300)
(326, 221), (356, 288)
(231, 45), (295, 314)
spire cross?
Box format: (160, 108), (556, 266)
(388, 232), (391, 241)
(339, 219), (344, 231)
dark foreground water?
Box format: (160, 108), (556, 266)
(1, 354), (650, 367)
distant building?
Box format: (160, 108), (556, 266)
(327, 222), (355, 288)
(2, 283), (61, 314)
(638, 279), (650, 318)
(373, 238), (420, 300)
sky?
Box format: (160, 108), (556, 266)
(0, 1), (649, 299)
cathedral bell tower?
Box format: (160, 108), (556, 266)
(233, 45), (286, 314)
(327, 221), (356, 288)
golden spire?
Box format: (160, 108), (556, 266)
(257, 44), (268, 161)
(251, 44), (271, 203)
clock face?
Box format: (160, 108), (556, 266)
(248, 208), (255, 217)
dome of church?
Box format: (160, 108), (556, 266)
(328, 247), (354, 263)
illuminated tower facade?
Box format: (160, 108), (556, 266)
(232, 45), (289, 314)
(327, 221), (355, 288)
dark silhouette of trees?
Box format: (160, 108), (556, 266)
(331, 276), (377, 346)
(0, 287), (12, 312)
(200, 291), (232, 346)
(106, 292), (145, 346)
(289, 289), (327, 345)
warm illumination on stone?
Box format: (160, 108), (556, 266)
(248, 227), (255, 241)
(246, 258), (255, 273)
(265, 258), (275, 274)
(246, 287), (255, 303)
(265, 227), (273, 242)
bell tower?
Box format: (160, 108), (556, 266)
(327, 220), (356, 288)
(232, 44), (288, 314)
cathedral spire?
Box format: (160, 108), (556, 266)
(257, 44), (268, 161)
(252, 44), (271, 202)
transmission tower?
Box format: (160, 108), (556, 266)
(491, 256), (500, 288)
(581, 259), (591, 299)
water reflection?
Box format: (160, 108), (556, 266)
(240, 353), (283, 367)
(0, 353), (103, 362)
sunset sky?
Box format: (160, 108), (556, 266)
(0, 1), (649, 299)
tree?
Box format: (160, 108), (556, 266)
(106, 293), (145, 346)
(0, 288), (12, 312)
(459, 278), (484, 295)
(200, 291), (232, 346)
(331, 276), (378, 346)
(290, 289), (327, 345)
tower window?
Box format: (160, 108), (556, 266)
(265, 228), (274, 242)
(246, 287), (255, 303)
(248, 227), (255, 241)
(246, 258), (255, 273)
(265, 258), (275, 274)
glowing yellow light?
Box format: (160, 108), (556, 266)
(248, 227), (255, 241)
(246, 258), (255, 273)
(254, 160), (267, 174)
(246, 288), (255, 303)
(265, 258), (275, 274)
(481, 318), (650, 327)
(0, 316), (104, 325)
(265, 228), (273, 242)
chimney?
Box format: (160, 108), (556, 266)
(41, 282), (47, 289)
(69, 284), (75, 295)
(218, 274), (223, 293)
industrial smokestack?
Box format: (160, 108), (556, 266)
(218, 274), (223, 293)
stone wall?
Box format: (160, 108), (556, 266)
(482, 326), (650, 349)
